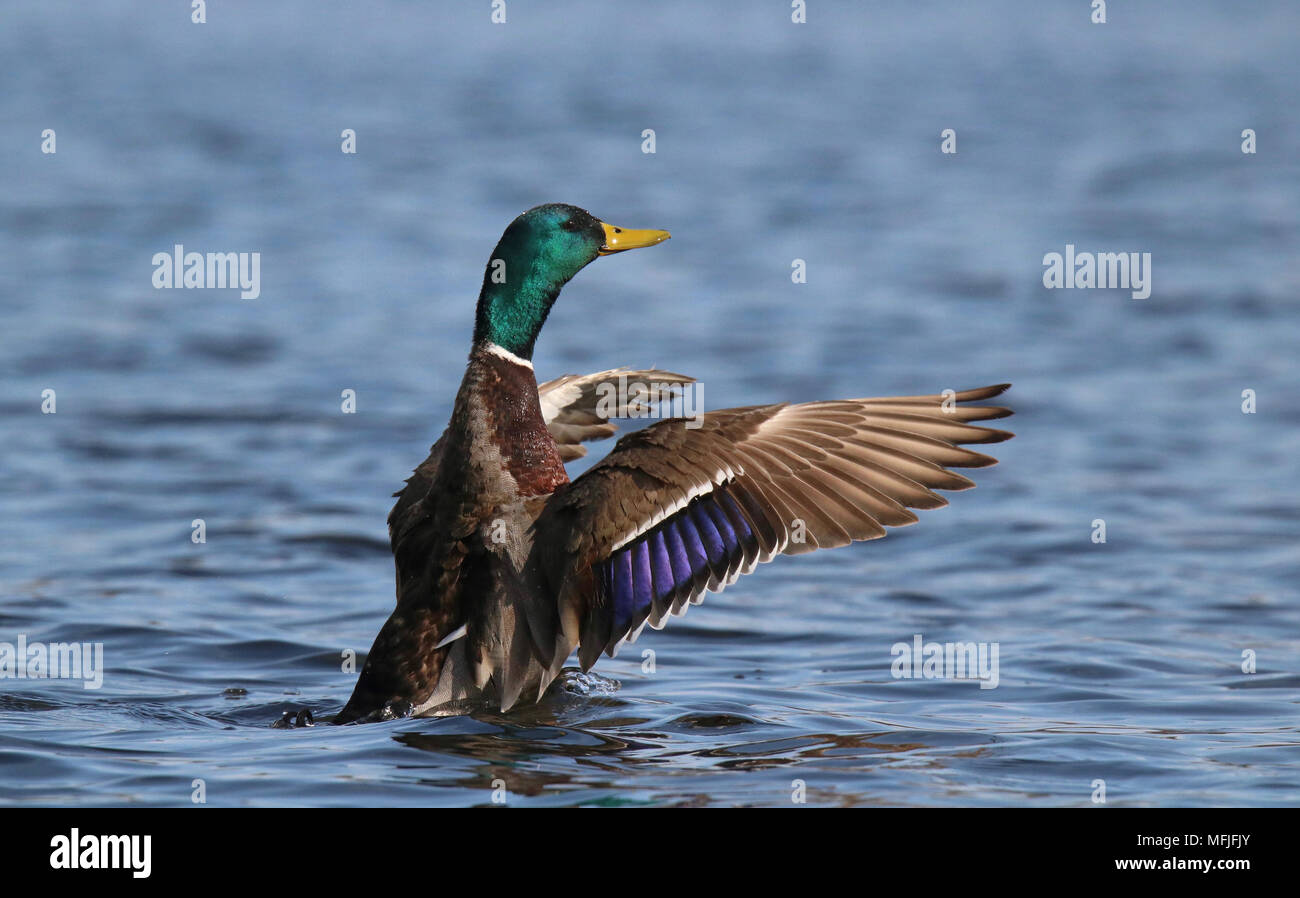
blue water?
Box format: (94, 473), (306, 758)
(1, 1), (1297, 806)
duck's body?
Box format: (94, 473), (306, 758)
(337, 204), (1012, 723)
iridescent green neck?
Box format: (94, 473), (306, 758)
(473, 269), (564, 360)
(471, 213), (604, 359)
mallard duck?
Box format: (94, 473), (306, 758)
(337, 203), (1012, 722)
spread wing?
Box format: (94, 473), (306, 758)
(529, 384), (1013, 681)
(387, 367), (696, 548)
(539, 367), (695, 461)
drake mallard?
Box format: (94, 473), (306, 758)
(337, 203), (1012, 722)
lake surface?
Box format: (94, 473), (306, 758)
(1, 0), (1297, 807)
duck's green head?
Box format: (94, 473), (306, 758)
(473, 203), (670, 360)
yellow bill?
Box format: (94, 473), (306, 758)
(598, 221), (671, 254)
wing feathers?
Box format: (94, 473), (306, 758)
(539, 367), (695, 460)
(535, 384), (1013, 672)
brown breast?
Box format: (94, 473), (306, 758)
(476, 349), (570, 498)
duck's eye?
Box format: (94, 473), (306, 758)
(561, 218), (579, 232)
